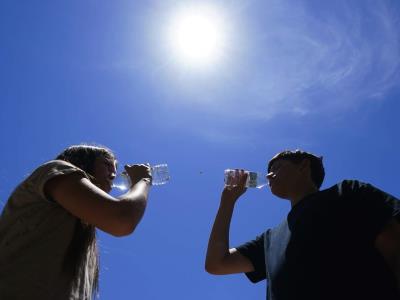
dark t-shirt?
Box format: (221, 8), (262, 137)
(237, 180), (400, 300)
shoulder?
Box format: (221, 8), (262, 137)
(236, 231), (267, 254)
(235, 231), (268, 282)
(249, 231), (268, 245)
(32, 160), (88, 178)
(324, 179), (372, 196)
(20, 160), (89, 201)
(334, 179), (399, 217)
(0, 161), (84, 227)
(334, 179), (397, 198)
(29, 160), (89, 186)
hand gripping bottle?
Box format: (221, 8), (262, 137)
(224, 169), (267, 189)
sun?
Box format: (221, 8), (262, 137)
(166, 4), (228, 68)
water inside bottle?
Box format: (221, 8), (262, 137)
(224, 169), (241, 186)
(247, 172), (258, 188)
(151, 164), (170, 185)
(224, 169), (267, 189)
(112, 164), (170, 191)
(112, 173), (130, 191)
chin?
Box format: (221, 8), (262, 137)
(98, 183), (111, 193)
(271, 188), (288, 200)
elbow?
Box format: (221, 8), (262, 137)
(109, 223), (136, 237)
(205, 264), (216, 275)
(110, 215), (143, 237)
(205, 261), (224, 275)
(108, 216), (144, 236)
(110, 201), (147, 237)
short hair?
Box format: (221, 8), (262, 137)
(56, 144), (115, 176)
(268, 149), (325, 188)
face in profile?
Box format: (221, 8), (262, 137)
(267, 159), (303, 199)
(92, 156), (117, 193)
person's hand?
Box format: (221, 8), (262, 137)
(221, 170), (248, 204)
(124, 164), (152, 186)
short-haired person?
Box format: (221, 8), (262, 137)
(205, 150), (400, 300)
(0, 144), (152, 300)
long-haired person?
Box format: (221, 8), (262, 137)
(0, 144), (152, 299)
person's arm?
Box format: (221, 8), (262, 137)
(375, 218), (400, 289)
(44, 164), (151, 237)
(205, 171), (255, 275)
(352, 180), (400, 288)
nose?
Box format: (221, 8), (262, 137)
(109, 170), (116, 180)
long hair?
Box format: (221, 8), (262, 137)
(56, 144), (115, 299)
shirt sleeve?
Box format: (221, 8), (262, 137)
(235, 232), (267, 283)
(341, 180), (400, 239)
(28, 160), (89, 201)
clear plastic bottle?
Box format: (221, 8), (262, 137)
(151, 164), (170, 185)
(224, 169), (267, 189)
(112, 164), (170, 191)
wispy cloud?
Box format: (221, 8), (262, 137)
(159, 0), (400, 121)
(107, 0), (400, 143)
(231, 0), (400, 118)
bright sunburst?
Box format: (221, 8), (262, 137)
(166, 4), (228, 68)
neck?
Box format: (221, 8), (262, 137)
(289, 184), (319, 207)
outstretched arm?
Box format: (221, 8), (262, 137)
(205, 171), (255, 275)
(375, 218), (400, 289)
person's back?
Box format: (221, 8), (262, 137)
(263, 180), (399, 300)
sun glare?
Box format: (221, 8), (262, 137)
(166, 5), (228, 68)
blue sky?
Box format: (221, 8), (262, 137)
(1, 0), (399, 299)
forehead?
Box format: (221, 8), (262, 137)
(95, 155), (116, 167)
(268, 158), (292, 170)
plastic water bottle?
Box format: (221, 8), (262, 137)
(224, 169), (267, 189)
(112, 164), (170, 191)
(151, 164), (170, 185)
